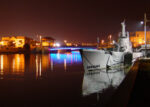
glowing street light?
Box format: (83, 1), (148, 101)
(56, 43), (60, 47)
(112, 40), (115, 44)
(140, 21), (144, 25)
(101, 40), (104, 45)
(64, 40), (67, 43)
(108, 35), (112, 44)
(39, 35), (42, 47)
(53, 43), (60, 47)
(97, 37), (100, 48)
(64, 40), (67, 46)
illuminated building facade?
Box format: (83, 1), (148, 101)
(0, 36), (34, 48)
(66, 43), (72, 46)
(130, 31), (150, 47)
(41, 37), (55, 47)
(81, 43), (97, 46)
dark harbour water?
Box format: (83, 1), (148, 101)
(0, 51), (131, 107)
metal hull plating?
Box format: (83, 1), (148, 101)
(80, 49), (125, 72)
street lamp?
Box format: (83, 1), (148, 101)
(140, 21), (144, 25)
(64, 40), (67, 46)
(101, 40), (104, 45)
(39, 35), (42, 47)
(108, 35), (112, 44)
(144, 13), (150, 56)
(97, 37), (100, 48)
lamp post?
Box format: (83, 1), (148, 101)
(109, 35), (112, 45)
(40, 35), (42, 48)
(97, 37), (100, 48)
(144, 13), (150, 57)
(101, 40), (104, 45)
(64, 40), (67, 46)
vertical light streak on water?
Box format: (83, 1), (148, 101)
(12, 58), (15, 72)
(71, 54), (72, 64)
(57, 53), (60, 59)
(16, 54), (20, 71)
(75, 54), (77, 62)
(51, 59), (53, 71)
(36, 55), (39, 78)
(0, 55), (4, 79)
(64, 59), (67, 71)
(39, 56), (42, 77)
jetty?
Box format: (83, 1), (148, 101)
(106, 57), (150, 106)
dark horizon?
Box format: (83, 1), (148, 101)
(0, 0), (150, 43)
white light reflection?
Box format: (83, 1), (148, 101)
(36, 55), (42, 78)
(82, 66), (127, 96)
(36, 55), (39, 78)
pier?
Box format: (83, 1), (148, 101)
(107, 58), (150, 107)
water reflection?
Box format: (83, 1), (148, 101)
(64, 59), (67, 71)
(50, 51), (82, 64)
(35, 55), (42, 78)
(0, 54), (25, 74)
(82, 65), (130, 96)
(0, 55), (3, 79)
(50, 51), (82, 72)
(0, 51), (82, 79)
(0, 55), (3, 73)
(12, 54), (25, 72)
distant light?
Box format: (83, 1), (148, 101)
(64, 40), (67, 43)
(139, 39), (142, 44)
(36, 43), (40, 46)
(75, 44), (78, 47)
(54, 43), (60, 47)
(109, 35), (112, 39)
(40, 35), (42, 43)
(1, 41), (4, 45)
(56, 43), (60, 47)
(140, 21), (144, 25)
(112, 40), (115, 44)
(101, 40), (104, 44)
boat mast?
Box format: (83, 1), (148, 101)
(121, 21), (126, 37)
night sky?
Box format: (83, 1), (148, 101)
(0, 0), (150, 43)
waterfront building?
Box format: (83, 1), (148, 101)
(41, 37), (55, 47)
(66, 43), (72, 46)
(0, 36), (35, 48)
(81, 42), (97, 47)
(130, 31), (150, 47)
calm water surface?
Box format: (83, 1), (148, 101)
(0, 51), (131, 106)
(0, 51), (83, 79)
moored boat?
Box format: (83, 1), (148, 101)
(80, 21), (141, 72)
